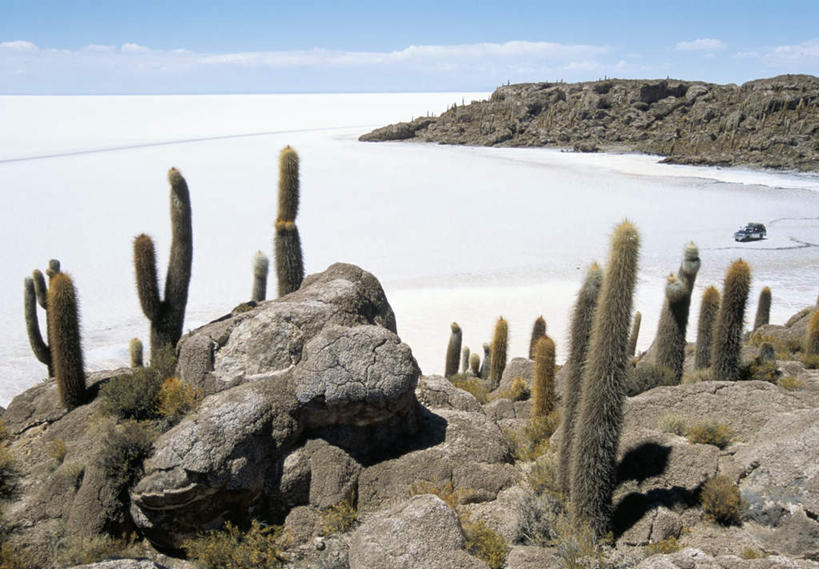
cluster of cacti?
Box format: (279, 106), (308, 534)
(627, 311), (641, 357)
(444, 322), (462, 377)
(488, 317), (508, 387)
(528, 316), (546, 359)
(460, 346), (470, 373)
(753, 286), (771, 331)
(570, 221), (640, 538)
(251, 251), (269, 302)
(130, 338), (144, 368)
(23, 259), (61, 376)
(711, 259), (751, 381)
(48, 273), (86, 409)
(531, 335), (556, 418)
(134, 168), (193, 366)
(558, 262), (602, 496)
(694, 286), (721, 369)
(653, 243), (700, 382)
(274, 146), (305, 297)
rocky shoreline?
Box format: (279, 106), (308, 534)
(360, 75), (819, 172)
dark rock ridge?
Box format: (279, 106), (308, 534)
(360, 75), (819, 172)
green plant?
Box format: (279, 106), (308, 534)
(658, 414), (688, 436)
(129, 338), (143, 368)
(627, 311), (641, 357)
(687, 421), (733, 449)
(97, 419), (156, 491)
(489, 317), (508, 387)
(53, 534), (136, 568)
(99, 367), (163, 420)
(319, 499), (357, 535)
(23, 259), (60, 376)
(48, 272), (86, 410)
(558, 262), (603, 497)
(184, 520), (288, 569)
(682, 368), (712, 384)
(626, 364), (676, 396)
(251, 250), (269, 302)
(450, 374), (490, 404)
(741, 547), (768, 559)
(571, 220), (640, 538)
(133, 168), (193, 366)
(509, 411), (560, 462)
(47, 438), (67, 464)
(532, 335), (556, 418)
(694, 286), (720, 369)
(778, 376), (805, 391)
(157, 377), (202, 424)
(801, 353), (819, 369)
(274, 146), (304, 297)
(644, 536), (681, 554)
(700, 475), (742, 525)
(529, 316), (547, 359)
(444, 322), (462, 378)
(409, 480), (475, 509)
(461, 346), (470, 374)
(462, 516), (507, 569)
(552, 513), (610, 569)
(753, 286), (771, 331)
(527, 452), (561, 498)
(711, 260), (751, 381)
(495, 377), (529, 402)
(749, 333), (801, 358)
(479, 342), (491, 379)
(0, 446), (14, 497)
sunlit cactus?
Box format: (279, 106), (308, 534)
(468, 352), (481, 376)
(694, 286), (721, 369)
(489, 317), (508, 387)
(711, 259), (751, 381)
(444, 322), (462, 378)
(48, 273), (86, 410)
(753, 286), (771, 331)
(531, 335), (556, 418)
(275, 146), (305, 296)
(529, 316), (546, 359)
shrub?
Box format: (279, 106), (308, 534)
(551, 513), (609, 569)
(626, 364), (676, 396)
(508, 411), (560, 462)
(53, 534), (136, 567)
(47, 438), (68, 464)
(687, 421), (733, 449)
(778, 376), (805, 391)
(99, 367), (162, 420)
(802, 353), (819, 369)
(495, 377), (530, 402)
(0, 540), (37, 569)
(746, 360), (779, 382)
(450, 374), (490, 404)
(183, 520), (288, 569)
(461, 516), (507, 569)
(749, 333), (800, 358)
(319, 499), (357, 535)
(409, 480), (475, 509)
(700, 475), (742, 525)
(527, 452), (561, 499)
(0, 446), (15, 498)
(97, 420), (156, 491)
(0, 420), (7, 441)
(157, 377), (202, 424)
(741, 547), (768, 559)
(644, 536), (680, 554)
(658, 414), (687, 436)
(682, 368), (712, 384)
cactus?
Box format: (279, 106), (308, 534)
(627, 311), (641, 357)
(570, 221), (640, 538)
(528, 316), (546, 359)
(461, 346), (470, 374)
(444, 322), (462, 377)
(251, 250), (269, 302)
(479, 342), (491, 379)
(694, 286), (721, 369)
(531, 335), (556, 418)
(678, 241), (701, 292)
(558, 262), (603, 497)
(48, 273), (85, 409)
(274, 146), (304, 296)
(134, 168), (193, 366)
(130, 338), (144, 368)
(804, 310), (819, 356)
(489, 317), (508, 387)
(753, 286), (771, 331)
(468, 352), (481, 376)
(24, 260), (61, 375)
(711, 260), (751, 381)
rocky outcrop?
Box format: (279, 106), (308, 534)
(361, 75), (819, 172)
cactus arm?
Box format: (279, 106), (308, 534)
(134, 233), (161, 321)
(164, 168), (193, 327)
(24, 277), (51, 368)
(32, 269), (48, 309)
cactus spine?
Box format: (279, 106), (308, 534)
(489, 317), (508, 387)
(694, 286), (721, 369)
(24, 260), (61, 375)
(570, 221), (640, 539)
(468, 352), (481, 376)
(531, 335), (556, 418)
(274, 146), (304, 297)
(48, 273), (85, 409)
(627, 311), (641, 357)
(130, 338), (144, 368)
(134, 168), (193, 366)
(753, 286), (771, 331)
(479, 342), (491, 379)
(444, 322), (462, 378)
(528, 316), (546, 359)
(251, 250), (269, 302)
(461, 346), (470, 374)
(558, 262), (603, 497)
(711, 259), (751, 381)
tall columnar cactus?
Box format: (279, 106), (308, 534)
(694, 286), (721, 369)
(570, 221), (640, 539)
(48, 273), (86, 409)
(468, 352), (481, 376)
(804, 310), (819, 356)
(479, 342), (491, 379)
(531, 335), (556, 419)
(654, 243), (700, 382)
(489, 317), (508, 387)
(461, 346), (470, 374)
(24, 260), (61, 375)
(711, 259), (751, 381)
(444, 322), (462, 378)
(529, 316), (546, 360)
(274, 146), (304, 297)
(753, 286), (771, 331)
(627, 311), (641, 357)
(558, 262), (603, 497)
(251, 251), (269, 302)
(130, 338), (144, 368)
(134, 168), (193, 366)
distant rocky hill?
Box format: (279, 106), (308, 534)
(360, 75), (819, 172)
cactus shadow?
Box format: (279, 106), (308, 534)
(616, 442), (671, 483)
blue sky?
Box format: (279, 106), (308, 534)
(1, 0), (817, 94)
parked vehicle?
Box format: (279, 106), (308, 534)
(734, 223), (767, 242)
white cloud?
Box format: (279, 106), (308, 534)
(675, 38), (726, 52)
(121, 43), (151, 54)
(0, 40), (38, 51)
(770, 39), (819, 60)
(85, 44), (115, 52)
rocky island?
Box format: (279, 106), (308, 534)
(360, 75), (819, 172)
